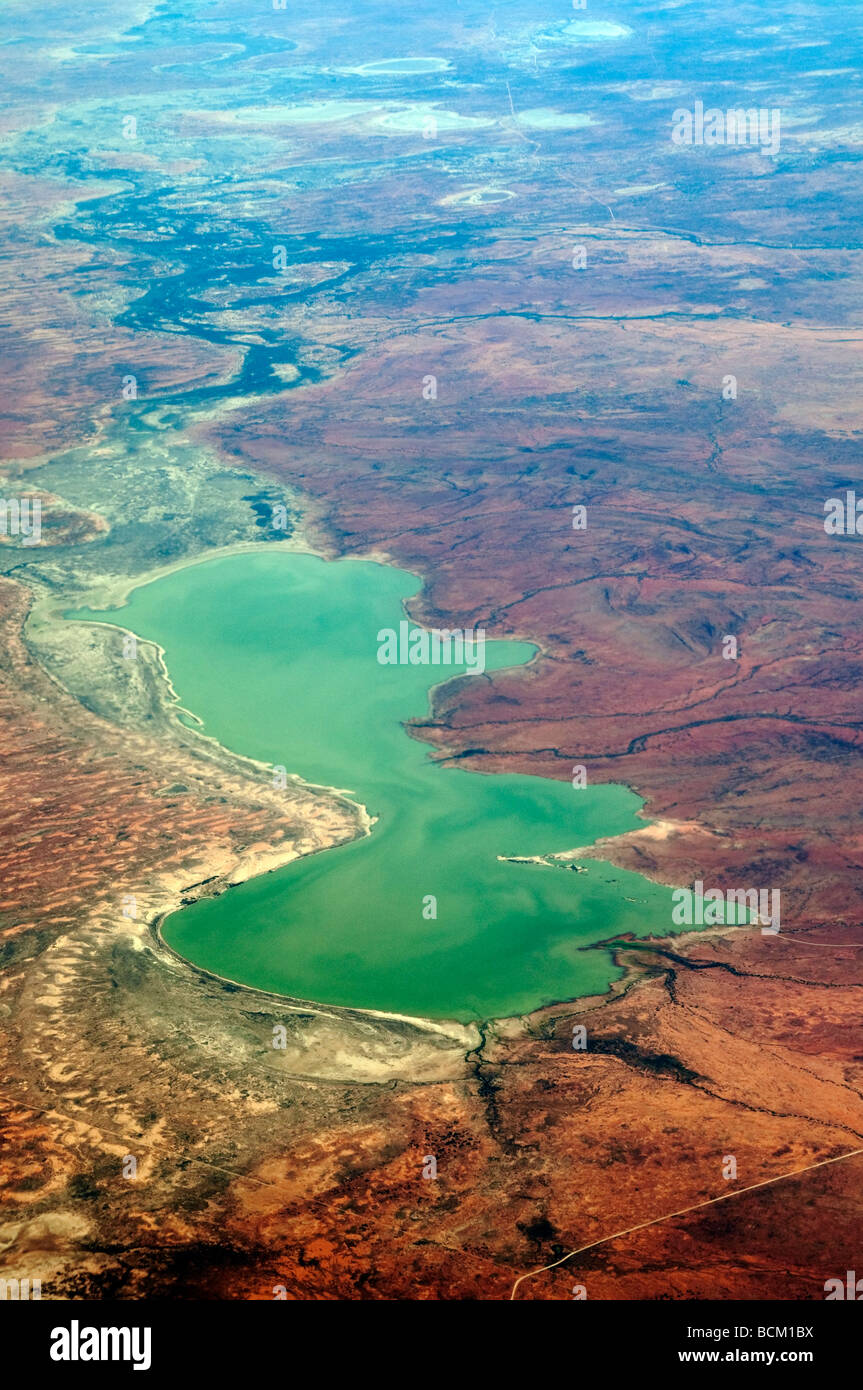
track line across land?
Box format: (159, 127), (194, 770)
(510, 1145), (863, 1299)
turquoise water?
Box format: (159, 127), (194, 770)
(78, 550), (681, 1021)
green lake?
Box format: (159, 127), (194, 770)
(77, 550), (682, 1021)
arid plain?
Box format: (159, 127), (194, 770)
(2, 0), (863, 1299)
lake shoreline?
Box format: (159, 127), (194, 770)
(85, 547), (690, 1019)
